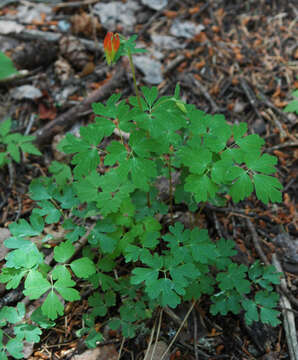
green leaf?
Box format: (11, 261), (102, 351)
(34, 200), (61, 224)
(147, 278), (181, 308)
(6, 339), (23, 359)
(30, 308), (55, 329)
(185, 174), (218, 202)
(49, 161), (72, 186)
(72, 147), (99, 177)
(126, 157), (157, 191)
(236, 134), (264, 151)
(131, 267), (159, 286)
(73, 170), (101, 203)
(229, 170), (253, 203)
(70, 257), (96, 278)
(179, 141), (212, 175)
(211, 159), (233, 184)
(255, 290), (279, 308)
(85, 328), (104, 348)
(98, 234), (117, 254)
(19, 142), (41, 156)
(0, 349), (8, 360)
(141, 86), (158, 107)
(0, 118), (12, 137)
(0, 304), (24, 324)
(41, 291), (64, 320)
(215, 238), (236, 269)
(14, 324), (42, 343)
(7, 143), (20, 162)
(253, 174), (282, 204)
(232, 122), (247, 141)
(125, 245), (150, 262)
(29, 179), (53, 201)
(242, 299), (259, 325)
(8, 218), (41, 237)
(211, 291), (242, 315)
(79, 123), (105, 146)
(216, 264), (251, 294)
(0, 52), (18, 80)
(188, 228), (216, 264)
(5, 242), (43, 269)
(24, 270), (51, 299)
(55, 186), (79, 209)
(54, 278), (80, 302)
(104, 141), (127, 166)
(54, 240), (75, 263)
(284, 91), (298, 114)
(204, 114), (232, 152)
(0, 268), (26, 289)
(88, 293), (107, 317)
(129, 130), (155, 158)
(246, 153), (277, 174)
(260, 307), (280, 326)
(188, 108), (206, 134)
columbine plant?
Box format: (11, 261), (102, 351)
(0, 33), (282, 357)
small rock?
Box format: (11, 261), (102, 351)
(0, 35), (19, 52)
(58, 20), (71, 33)
(72, 345), (118, 360)
(133, 55), (163, 84)
(233, 99), (246, 113)
(170, 20), (205, 39)
(252, 118), (266, 135)
(152, 34), (185, 50)
(145, 341), (169, 360)
(12, 85), (42, 100)
(0, 20), (24, 34)
(16, 4), (52, 24)
(141, 0), (168, 11)
(93, 1), (140, 32)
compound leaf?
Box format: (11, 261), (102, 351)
(24, 270), (51, 299)
(253, 174), (282, 204)
(70, 257), (96, 279)
(54, 240), (75, 263)
(41, 291), (64, 320)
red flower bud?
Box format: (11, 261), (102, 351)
(103, 32), (120, 65)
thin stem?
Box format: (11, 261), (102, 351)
(195, 202), (206, 226)
(127, 48), (143, 111)
(147, 192), (151, 208)
(160, 301), (197, 360)
(168, 154), (173, 223)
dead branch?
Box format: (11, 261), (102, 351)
(34, 66), (125, 146)
(272, 255), (298, 360)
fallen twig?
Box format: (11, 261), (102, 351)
(266, 141), (298, 152)
(246, 218), (269, 265)
(272, 255), (298, 360)
(181, 73), (219, 113)
(1, 26), (100, 52)
(34, 66), (125, 146)
(239, 77), (263, 121)
(160, 301), (196, 360)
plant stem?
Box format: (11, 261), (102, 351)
(168, 154), (174, 223)
(127, 48), (143, 111)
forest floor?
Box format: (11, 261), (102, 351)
(0, 0), (297, 359)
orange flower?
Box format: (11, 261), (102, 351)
(103, 32), (120, 65)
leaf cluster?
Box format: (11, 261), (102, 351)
(0, 303), (47, 359)
(0, 82), (283, 353)
(0, 118), (41, 167)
